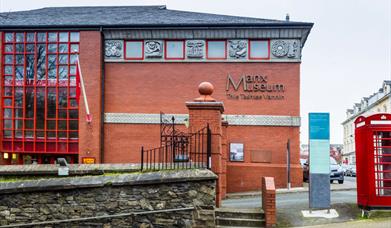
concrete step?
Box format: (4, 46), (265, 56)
(216, 207), (264, 220)
(216, 217), (265, 227)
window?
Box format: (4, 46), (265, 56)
(125, 41), (143, 60)
(1, 31), (79, 154)
(207, 41), (226, 59)
(249, 40), (269, 59)
(165, 40), (185, 60)
(230, 143), (244, 161)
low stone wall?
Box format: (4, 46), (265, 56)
(0, 169), (216, 227)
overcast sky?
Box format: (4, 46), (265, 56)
(1, 0), (390, 144)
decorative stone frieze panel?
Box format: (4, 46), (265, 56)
(145, 40), (163, 58)
(104, 40), (123, 58)
(104, 113), (301, 127)
(270, 39), (301, 59)
(186, 40), (205, 59)
(228, 40), (248, 59)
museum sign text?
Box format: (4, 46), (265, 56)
(226, 74), (285, 100)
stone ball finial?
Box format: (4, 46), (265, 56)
(195, 82), (215, 102)
(198, 82), (214, 96)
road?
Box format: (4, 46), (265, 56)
(222, 176), (357, 209)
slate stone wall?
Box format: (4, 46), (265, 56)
(0, 169), (216, 227)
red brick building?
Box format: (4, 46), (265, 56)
(0, 6), (313, 192)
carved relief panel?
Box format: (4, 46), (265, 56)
(270, 40), (301, 59)
(228, 40), (248, 59)
(145, 40), (163, 58)
(104, 40), (123, 59)
(186, 40), (205, 59)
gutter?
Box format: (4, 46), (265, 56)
(100, 26), (105, 163)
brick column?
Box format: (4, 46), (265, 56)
(78, 31), (103, 163)
(186, 82), (226, 207)
(262, 176), (276, 227)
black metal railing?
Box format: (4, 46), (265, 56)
(141, 125), (211, 171)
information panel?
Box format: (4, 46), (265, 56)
(309, 113), (330, 209)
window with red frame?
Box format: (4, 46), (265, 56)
(165, 40), (185, 60)
(249, 40), (269, 59)
(206, 40), (227, 59)
(2, 31), (79, 154)
(125, 41), (144, 60)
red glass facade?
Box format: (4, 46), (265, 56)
(1, 31), (79, 164)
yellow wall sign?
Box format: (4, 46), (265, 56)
(82, 157), (96, 164)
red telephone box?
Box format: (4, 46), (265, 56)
(355, 113), (391, 210)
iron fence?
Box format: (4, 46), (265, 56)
(140, 125), (211, 171)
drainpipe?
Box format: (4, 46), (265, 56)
(100, 26), (105, 163)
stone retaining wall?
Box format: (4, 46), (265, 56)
(0, 169), (216, 227)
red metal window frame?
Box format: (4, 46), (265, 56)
(1, 31), (79, 157)
(248, 39), (270, 60)
(206, 40), (227, 60)
(124, 40), (144, 60)
(164, 40), (185, 60)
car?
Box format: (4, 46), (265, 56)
(330, 157), (344, 184)
(340, 164), (349, 176)
(346, 165), (356, 177)
(302, 157), (344, 184)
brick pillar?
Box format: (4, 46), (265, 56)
(78, 31), (103, 163)
(186, 82), (226, 207)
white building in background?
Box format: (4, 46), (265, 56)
(342, 80), (391, 165)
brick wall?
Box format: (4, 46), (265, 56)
(78, 31), (103, 163)
(262, 176), (276, 227)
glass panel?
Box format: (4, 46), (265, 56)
(58, 109), (67, 119)
(59, 66), (68, 79)
(125, 41), (143, 59)
(4, 66), (13, 75)
(69, 109), (78, 119)
(58, 131), (67, 138)
(3, 109), (12, 118)
(70, 54), (78, 64)
(16, 55), (24, 64)
(37, 33), (46, 42)
(25, 130), (33, 138)
(37, 45), (46, 80)
(15, 33), (24, 42)
(207, 41), (226, 58)
(48, 32), (57, 42)
(166, 41), (184, 59)
(4, 99), (12, 106)
(47, 120), (56, 130)
(5, 55), (13, 64)
(15, 66), (24, 80)
(15, 120), (23, 130)
(15, 109), (23, 118)
(26, 44), (35, 53)
(48, 44), (57, 53)
(4, 130), (12, 137)
(26, 33), (35, 42)
(25, 88), (34, 118)
(70, 44), (79, 53)
(15, 130), (23, 138)
(59, 44), (68, 53)
(70, 88), (76, 97)
(70, 99), (78, 108)
(70, 120), (78, 130)
(69, 131), (78, 138)
(70, 65), (76, 75)
(14, 87), (23, 107)
(59, 32), (68, 42)
(250, 40), (269, 58)
(59, 54), (68, 64)
(36, 88), (45, 130)
(5, 44), (13, 53)
(26, 55), (35, 80)
(15, 44), (24, 53)
(70, 32), (80, 42)
(58, 120), (67, 130)
(4, 87), (12, 96)
(3, 120), (12, 129)
(5, 33), (14, 43)
(36, 131), (44, 138)
(47, 88), (56, 118)
(25, 120), (33, 129)
(58, 88), (68, 108)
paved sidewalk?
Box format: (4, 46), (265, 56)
(226, 180), (357, 199)
(300, 218), (391, 228)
